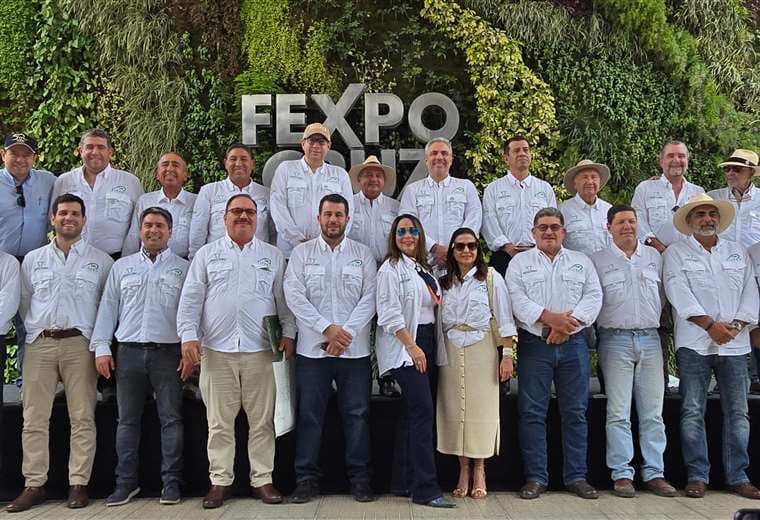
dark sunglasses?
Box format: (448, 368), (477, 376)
(452, 242), (478, 252)
(227, 208), (256, 216)
(535, 224), (562, 232)
(396, 226), (420, 237)
(16, 185), (25, 208)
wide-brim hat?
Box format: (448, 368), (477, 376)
(348, 155), (397, 196)
(673, 193), (735, 235)
(563, 159), (610, 195)
(719, 148), (759, 176)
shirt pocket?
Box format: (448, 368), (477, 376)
(120, 273), (143, 304)
(340, 265), (363, 300)
(319, 178), (341, 196)
(645, 198), (669, 225)
(561, 271), (585, 305)
(207, 260), (232, 293)
(415, 194), (434, 218)
(721, 259), (745, 290)
(255, 265), (274, 293)
(445, 192), (467, 224)
(682, 263), (709, 292)
(31, 270), (54, 301)
(601, 270), (626, 305)
(210, 201), (227, 235)
(159, 272), (183, 306)
(105, 191), (133, 222)
(287, 178), (308, 208)
(75, 268), (99, 299)
(381, 213), (395, 235)
(305, 264), (326, 298)
(468, 283), (491, 321)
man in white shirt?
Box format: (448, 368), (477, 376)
(592, 205), (675, 498)
(707, 149), (760, 249)
(8, 194), (113, 513)
(0, 249), (20, 471)
(559, 160), (612, 256)
(399, 137), (482, 272)
(482, 135), (557, 276)
(51, 128), (144, 258)
(505, 207), (602, 500)
(270, 123), (354, 257)
(285, 194), (377, 504)
(91, 207), (189, 507)
(663, 193), (760, 499)
(188, 144), (273, 258)
(177, 193), (296, 508)
(123, 152), (197, 258)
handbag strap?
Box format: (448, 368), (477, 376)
(486, 267), (496, 319)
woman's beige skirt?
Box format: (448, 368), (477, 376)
(436, 334), (500, 458)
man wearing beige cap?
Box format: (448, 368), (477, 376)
(707, 149), (760, 249)
(270, 123), (354, 258)
(663, 193), (760, 499)
(559, 160), (612, 257)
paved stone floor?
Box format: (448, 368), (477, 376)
(2, 491), (756, 519)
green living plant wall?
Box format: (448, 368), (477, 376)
(0, 0), (35, 132)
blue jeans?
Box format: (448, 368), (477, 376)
(295, 354), (372, 486)
(677, 348), (750, 485)
(517, 329), (590, 486)
(598, 328), (666, 481)
(114, 343), (184, 488)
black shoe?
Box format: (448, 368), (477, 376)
(351, 482), (375, 502)
(290, 480), (319, 504)
(519, 480), (547, 499)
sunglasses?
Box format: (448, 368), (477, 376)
(535, 224), (562, 232)
(227, 208), (256, 216)
(16, 185), (25, 208)
(453, 242), (478, 252)
(396, 226), (420, 237)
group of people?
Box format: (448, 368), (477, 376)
(0, 123), (759, 512)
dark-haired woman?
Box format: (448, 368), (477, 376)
(437, 228), (516, 499)
(375, 214), (455, 509)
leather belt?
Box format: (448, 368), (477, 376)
(120, 341), (180, 350)
(40, 328), (82, 339)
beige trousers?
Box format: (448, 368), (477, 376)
(199, 348), (275, 487)
(21, 335), (98, 487)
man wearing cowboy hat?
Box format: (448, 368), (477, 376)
(559, 160), (612, 257)
(270, 123), (354, 258)
(663, 193), (760, 499)
(707, 149), (760, 249)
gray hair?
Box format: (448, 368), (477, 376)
(79, 128), (113, 149)
(660, 140), (689, 159)
(533, 207), (564, 226)
(424, 137), (453, 155)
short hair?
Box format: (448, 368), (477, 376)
(424, 137), (453, 155)
(79, 128), (113, 149)
(225, 193), (257, 211)
(140, 206), (173, 229)
(607, 204), (637, 225)
(318, 193), (349, 215)
(533, 207), (564, 226)
(52, 193), (86, 217)
(225, 143), (253, 160)
(503, 135), (529, 154)
(660, 140), (689, 159)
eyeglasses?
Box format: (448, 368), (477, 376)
(306, 137), (328, 146)
(227, 208), (256, 216)
(453, 242), (478, 252)
(535, 224), (562, 232)
(396, 226), (420, 237)
(15, 185), (25, 208)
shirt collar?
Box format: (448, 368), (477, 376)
(78, 163), (113, 183)
(537, 246), (564, 263)
(223, 177), (254, 193)
(425, 175), (451, 188)
(573, 192), (602, 209)
(158, 187), (189, 204)
(462, 266), (478, 280)
(610, 240), (642, 259)
(223, 233), (257, 251)
(141, 247), (171, 263)
(301, 156), (326, 175)
(0, 168), (40, 186)
(687, 234), (721, 254)
(357, 191), (383, 205)
(317, 235), (346, 252)
(730, 183), (756, 202)
(51, 237), (85, 256)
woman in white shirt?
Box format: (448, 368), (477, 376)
(375, 214), (455, 509)
(436, 227), (516, 499)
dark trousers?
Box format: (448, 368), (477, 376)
(488, 249), (512, 277)
(390, 324), (441, 503)
(294, 354), (372, 486)
(114, 343), (184, 488)
(0, 335), (5, 471)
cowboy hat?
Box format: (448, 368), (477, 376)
(563, 159), (610, 195)
(719, 149), (759, 176)
(673, 193), (734, 235)
(348, 155), (397, 196)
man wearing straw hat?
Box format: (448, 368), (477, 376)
(708, 149), (760, 249)
(663, 193), (760, 499)
(559, 160), (612, 257)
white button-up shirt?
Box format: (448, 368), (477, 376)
(708, 185), (760, 249)
(270, 158), (354, 257)
(592, 242), (663, 330)
(188, 178), (273, 259)
(441, 267), (517, 348)
(90, 249), (189, 357)
(663, 236), (758, 356)
(177, 235), (295, 353)
(375, 254), (447, 375)
(399, 175), (482, 252)
(748, 243), (760, 322)
(348, 192), (399, 263)
(482, 172), (557, 251)
(20, 239), (113, 343)
(122, 188), (198, 258)
(505, 247), (602, 337)
(559, 194), (612, 256)
(631, 175), (705, 246)
(0, 168), (55, 258)
(284, 236), (377, 358)
(0, 251), (20, 335)
(52, 165), (144, 254)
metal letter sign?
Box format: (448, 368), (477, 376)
(242, 83), (460, 198)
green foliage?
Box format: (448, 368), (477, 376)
(4, 342), (18, 384)
(0, 0), (35, 132)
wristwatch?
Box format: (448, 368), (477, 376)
(732, 320), (747, 333)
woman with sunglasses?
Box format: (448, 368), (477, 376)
(436, 228), (516, 499)
(375, 214), (455, 509)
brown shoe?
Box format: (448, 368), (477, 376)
(729, 482), (760, 499)
(202, 485), (231, 509)
(644, 478), (677, 497)
(684, 480), (706, 498)
(613, 478), (635, 498)
(6, 487), (46, 513)
(67, 485), (89, 509)
(252, 483), (283, 504)
(519, 480), (547, 499)
(566, 479), (598, 499)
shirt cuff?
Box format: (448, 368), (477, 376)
(343, 325), (356, 338)
(181, 330), (199, 343)
(492, 236), (509, 250)
(316, 318), (332, 336)
(524, 303), (545, 328)
(680, 305), (708, 321)
(498, 324), (517, 338)
(384, 319), (406, 336)
(94, 344), (112, 358)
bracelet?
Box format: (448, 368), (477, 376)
(704, 319), (715, 331)
(502, 347), (514, 358)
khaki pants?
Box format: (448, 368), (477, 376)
(21, 335), (97, 487)
(199, 349), (275, 487)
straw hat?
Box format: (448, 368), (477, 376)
(563, 160), (610, 195)
(673, 193), (734, 235)
(718, 149), (759, 176)
(348, 155), (397, 196)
